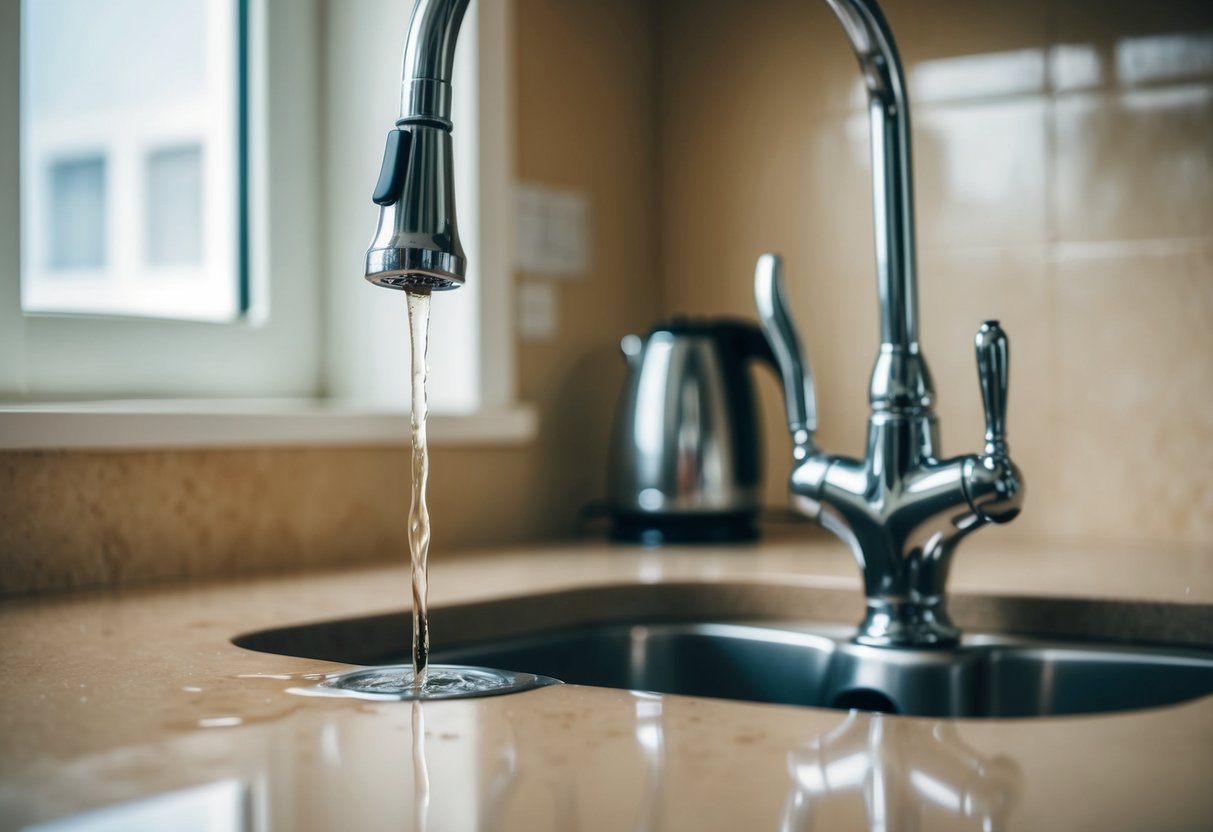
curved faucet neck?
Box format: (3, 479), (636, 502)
(399, 0), (471, 127)
(755, 2), (1024, 647)
(825, 0), (918, 352)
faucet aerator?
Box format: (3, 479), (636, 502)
(364, 0), (470, 293)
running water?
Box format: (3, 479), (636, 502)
(301, 286), (557, 700)
(406, 288), (432, 690)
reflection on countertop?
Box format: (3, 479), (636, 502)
(783, 714), (1019, 831)
(1, 540), (1211, 830)
(24, 710), (1025, 832)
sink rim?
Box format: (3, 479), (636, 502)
(231, 579), (1213, 661)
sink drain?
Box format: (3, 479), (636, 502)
(293, 664), (562, 701)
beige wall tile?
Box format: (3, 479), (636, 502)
(1, 448), (413, 593)
(1053, 242), (1213, 545)
(892, 0), (1051, 64)
(512, 0), (660, 535)
(1053, 84), (1213, 243)
(660, 0), (1213, 555)
(915, 98), (1049, 249)
(0, 442), (602, 596)
(917, 245), (1061, 541)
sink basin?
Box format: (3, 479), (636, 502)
(233, 583), (1213, 718)
(434, 620), (1213, 717)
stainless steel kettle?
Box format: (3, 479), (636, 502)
(607, 318), (776, 544)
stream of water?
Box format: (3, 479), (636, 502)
(406, 288), (433, 690)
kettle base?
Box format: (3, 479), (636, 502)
(609, 510), (759, 546)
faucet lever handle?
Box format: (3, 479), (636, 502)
(975, 320), (1010, 456)
(372, 129), (412, 206)
(754, 253), (817, 449)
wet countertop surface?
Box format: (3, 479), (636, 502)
(2, 538), (1211, 831)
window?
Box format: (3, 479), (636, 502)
(1, 0), (527, 445)
(20, 0), (243, 322)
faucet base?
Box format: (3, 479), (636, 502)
(855, 600), (960, 648)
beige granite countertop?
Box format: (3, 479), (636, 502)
(2, 538), (1211, 831)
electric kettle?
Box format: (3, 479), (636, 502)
(607, 317), (776, 544)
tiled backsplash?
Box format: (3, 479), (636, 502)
(657, 0), (1213, 547)
(3, 0), (1209, 595)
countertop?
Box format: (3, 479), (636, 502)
(2, 537), (1211, 831)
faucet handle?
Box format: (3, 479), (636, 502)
(754, 253), (817, 449)
(968, 320), (1024, 523)
(974, 320), (1010, 457)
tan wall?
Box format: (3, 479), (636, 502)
(657, 0), (1213, 547)
(0, 0), (659, 595)
(5, 0), (1211, 595)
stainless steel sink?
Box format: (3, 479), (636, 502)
(232, 584), (1213, 718)
(433, 620), (1213, 718)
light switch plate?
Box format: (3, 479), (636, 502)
(517, 280), (557, 342)
(514, 182), (591, 278)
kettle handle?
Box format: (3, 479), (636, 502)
(754, 253), (817, 447)
(711, 320), (776, 369)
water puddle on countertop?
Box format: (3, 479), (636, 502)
(160, 670), (351, 733)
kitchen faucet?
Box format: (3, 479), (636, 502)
(367, 0), (1023, 648)
(366, 0), (470, 291)
(754, 0), (1023, 646)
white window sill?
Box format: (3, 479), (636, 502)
(0, 399), (538, 450)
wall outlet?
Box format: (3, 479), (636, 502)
(514, 182), (591, 278)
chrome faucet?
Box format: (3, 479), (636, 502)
(366, 0), (471, 292)
(755, 0), (1023, 647)
(368, 0), (1022, 648)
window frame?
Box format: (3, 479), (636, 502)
(0, 0), (530, 448)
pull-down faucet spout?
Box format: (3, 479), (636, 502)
(757, 0), (1024, 647)
(365, 0), (471, 291)
(825, 0), (920, 359)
